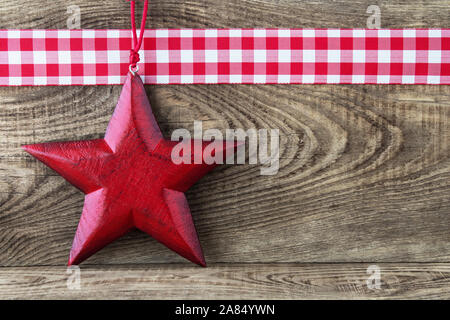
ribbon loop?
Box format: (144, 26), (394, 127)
(128, 0), (149, 72)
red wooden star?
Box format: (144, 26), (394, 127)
(23, 73), (238, 267)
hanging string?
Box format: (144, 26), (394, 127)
(128, 0), (149, 73)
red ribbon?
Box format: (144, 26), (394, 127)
(128, 0), (149, 69)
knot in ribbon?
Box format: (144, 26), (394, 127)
(128, 0), (149, 72)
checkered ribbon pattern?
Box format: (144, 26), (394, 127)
(0, 29), (449, 86)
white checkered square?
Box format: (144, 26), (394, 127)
(278, 50), (291, 63)
(429, 50), (441, 63)
(33, 51), (47, 64)
(59, 51), (72, 64)
(403, 50), (416, 63)
(205, 50), (218, 63)
(156, 50), (170, 63)
(254, 50), (266, 63)
(8, 51), (21, 64)
(378, 50), (390, 63)
(81, 51), (95, 64)
(229, 50), (242, 63)
(353, 50), (365, 63)
(303, 50), (315, 63)
(181, 50), (194, 63)
(328, 50), (340, 63)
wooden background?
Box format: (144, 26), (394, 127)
(0, 0), (449, 299)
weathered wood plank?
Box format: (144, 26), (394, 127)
(0, 1), (449, 268)
(1, 84), (449, 266)
(0, 264), (449, 299)
(1, 0), (449, 29)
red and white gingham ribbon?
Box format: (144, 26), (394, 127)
(0, 29), (449, 86)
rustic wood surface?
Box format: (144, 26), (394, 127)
(1, 264), (449, 300)
(0, 0), (449, 299)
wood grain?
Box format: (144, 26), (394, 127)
(0, 264), (449, 299)
(1, 84), (449, 266)
(0, 0), (449, 299)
